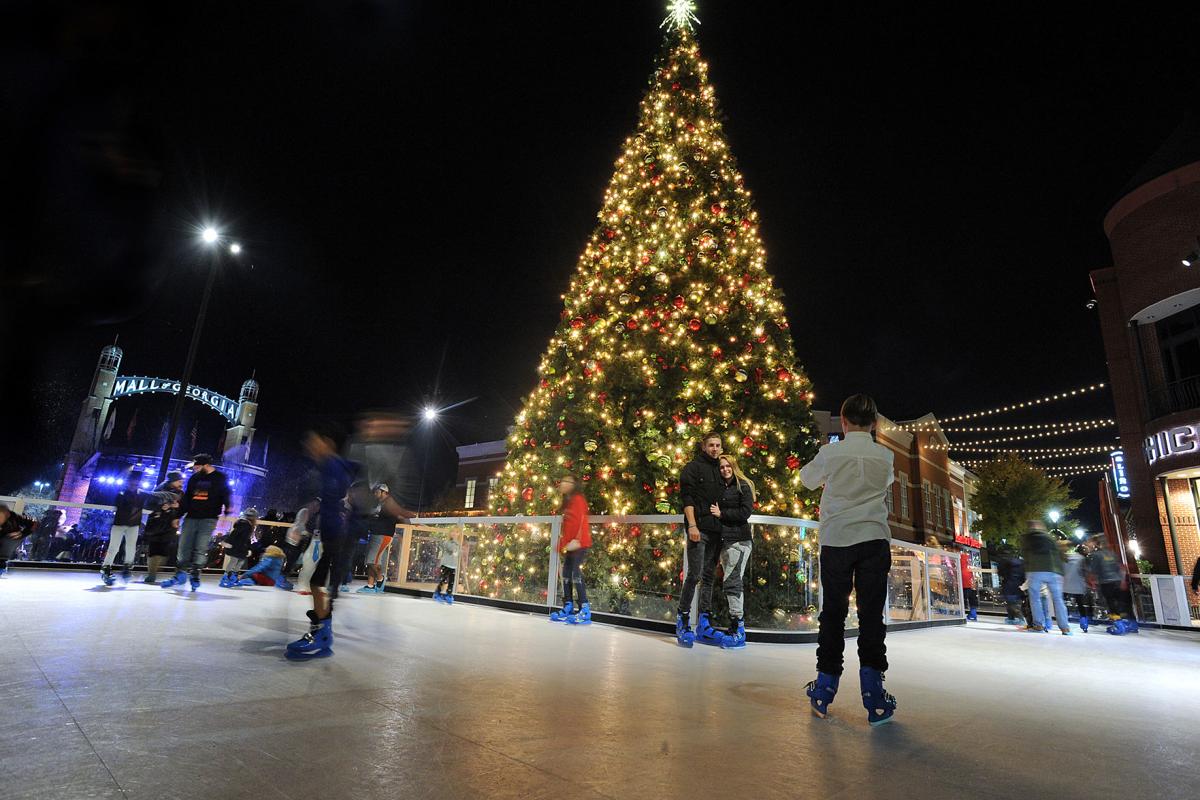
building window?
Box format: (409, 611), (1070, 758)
(885, 479), (895, 515)
(464, 478), (477, 509)
(944, 490), (953, 530)
(488, 476), (498, 502)
(922, 480), (931, 522)
(899, 474), (910, 519)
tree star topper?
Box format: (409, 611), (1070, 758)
(661, 0), (700, 32)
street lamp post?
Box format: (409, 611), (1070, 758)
(157, 228), (239, 477)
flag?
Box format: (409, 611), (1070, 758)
(102, 409), (116, 442)
(189, 420), (198, 451)
(126, 408), (139, 442)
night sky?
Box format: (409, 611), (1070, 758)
(5, 2), (1199, 524)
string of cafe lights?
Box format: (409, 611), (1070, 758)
(961, 460), (1110, 473)
(892, 382), (1107, 430)
(950, 444), (1114, 457)
(924, 420), (1114, 449)
(940, 418), (1116, 434)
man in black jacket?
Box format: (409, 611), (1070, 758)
(101, 470), (146, 585)
(162, 454), (230, 591)
(675, 432), (726, 647)
(0, 504), (36, 576)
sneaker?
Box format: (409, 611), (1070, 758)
(356, 584), (377, 594)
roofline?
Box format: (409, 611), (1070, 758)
(1104, 160), (1200, 237)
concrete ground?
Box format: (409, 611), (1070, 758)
(1, 570), (1197, 800)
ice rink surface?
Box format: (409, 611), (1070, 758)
(2, 570), (1198, 800)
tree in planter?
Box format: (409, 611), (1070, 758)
(477, 6), (821, 621)
(970, 454), (1080, 547)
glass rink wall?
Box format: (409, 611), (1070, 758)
(399, 514), (964, 637)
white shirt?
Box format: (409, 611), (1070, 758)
(799, 431), (894, 548)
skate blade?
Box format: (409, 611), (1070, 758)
(810, 706), (830, 719)
(868, 715), (894, 727)
(285, 648), (333, 661)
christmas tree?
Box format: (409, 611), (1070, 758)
(472, 3), (820, 624)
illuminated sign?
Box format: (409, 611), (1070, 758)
(954, 533), (983, 549)
(1110, 450), (1130, 498)
(112, 376), (238, 423)
(1145, 424), (1199, 467)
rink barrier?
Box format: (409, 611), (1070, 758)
(391, 513), (969, 642)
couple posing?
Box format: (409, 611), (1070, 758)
(676, 432), (756, 649)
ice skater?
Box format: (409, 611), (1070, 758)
(101, 469), (147, 585)
(287, 423), (357, 659)
(0, 504), (36, 577)
(710, 454), (755, 649)
(161, 454), (231, 591)
(675, 432), (726, 647)
(960, 550), (978, 621)
(1022, 519), (1072, 635)
(548, 474), (592, 624)
(1062, 542), (1093, 632)
(800, 394), (898, 726)
(358, 483), (412, 594)
(233, 542), (291, 589)
(219, 508), (258, 587)
(432, 532), (461, 603)
(142, 472), (183, 583)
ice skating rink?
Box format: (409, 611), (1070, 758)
(2, 571), (1198, 800)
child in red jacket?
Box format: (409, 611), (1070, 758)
(549, 475), (593, 624)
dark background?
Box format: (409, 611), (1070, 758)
(4, 1), (1198, 526)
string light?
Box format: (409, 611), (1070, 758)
(950, 445), (1114, 457)
(925, 420), (1114, 449)
(962, 461), (1110, 473)
(891, 383), (1107, 429)
(940, 418), (1115, 433)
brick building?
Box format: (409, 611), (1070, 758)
(814, 411), (980, 550)
(444, 440), (507, 512)
(1090, 115), (1200, 584)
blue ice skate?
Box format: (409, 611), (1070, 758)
(160, 571), (187, 589)
(1079, 615), (1090, 633)
(188, 570), (200, 592)
(275, 577), (293, 591)
(548, 601), (574, 622)
(566, 602), (591, 625)
(720, 620), (746, 649)
(286, 617), (333, 660)
(431, 591), (444, 602)
(695, 612), (724, 646)
(675, 614), (695, 648)
(218, 573), (233, 588)
(805, 672), (840, 718)
(443, 594), (454, 605)
(859, 667), (897, 727)
(100, 566), (115, 587)
(966, 608), (977, 621)
(356, 583), (377, 594)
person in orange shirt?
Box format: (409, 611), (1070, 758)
(960, 550), (978, 621)
(549, 474), (593, 625)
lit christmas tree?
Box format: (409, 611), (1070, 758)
(474, 2), (820, 623)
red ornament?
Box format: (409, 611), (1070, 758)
(598, 392), (608, 405)
(688, 318), (701, 331)
(627, 318), (639, 329)
(686, 122), (695, 132)
(742, 436), (754, 448)
(688, 412), (702, 425)
(711, 346), (723, 360)
(630, 525), (642, 537)
(673, 295), (685, 309)
(757, 334), (768, 344)
(671, 81), (681, 91)
(711, 202), (723, 215)
(776, 368), (792, 382)
(786, 455), (800, 470)
(741, 218), (751, 229)
(641, 254), (651, 265)
(521, 487), (534, 502)
(605, 228), (616, 239)
(571, 317), (584, 329)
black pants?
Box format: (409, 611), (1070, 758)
(436, 565), (456, 594)
(562, 548), (588, 606)
(1067, 591), (1094, 618)
(677, 533), (721, 616)
(1003, 591), (1024, 621)
(311, 538), (345, 600)
(817, 539), (891, 676)
(964, 587), (978, 610)
(1100, 582), (1129, 617)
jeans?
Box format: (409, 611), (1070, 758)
(176, 518), (218, 572)
(1027, 571), (1070, 631)
(677, 533), (721, 616)
(720, 540), (752, 619)
(103, 525), (140, 567)
(562, 548), (588, 606)
(817, 539), (891, 676)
